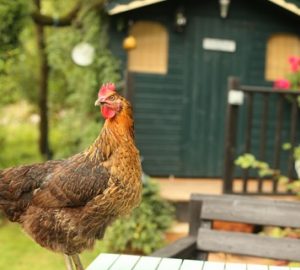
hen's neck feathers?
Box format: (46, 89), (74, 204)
(86, 103), (135, 161)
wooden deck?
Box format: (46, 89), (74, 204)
(156, 178), (222, 201)
(155, 178), (298, 202)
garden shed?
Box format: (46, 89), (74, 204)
(106, 0), (300, 178)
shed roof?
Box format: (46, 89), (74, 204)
(269, 0), (300, 16)
(106, 0), (300, 16)
(106, 0), (166, 15)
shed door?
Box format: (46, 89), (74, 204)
(182, 17), (250, 177)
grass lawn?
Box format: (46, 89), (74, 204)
(0, 222), (107, 270)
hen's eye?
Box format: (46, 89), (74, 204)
(108, 95), (116, 101)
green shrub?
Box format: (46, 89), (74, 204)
(103, 175), (175, 255)
(235, 144), (300, 195)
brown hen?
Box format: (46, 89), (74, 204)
(0, 83), (142, 270)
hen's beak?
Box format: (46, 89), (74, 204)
(95, 97), (106, 106)
(95, 99), (101, 106)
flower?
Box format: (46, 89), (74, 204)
(274, 78), (291, 89)
(273, 56), (300, 90)
(289, 56), (300, 73)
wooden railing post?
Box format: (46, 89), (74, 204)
(223, 77), (241, 193)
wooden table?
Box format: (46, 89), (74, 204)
(86, 253), (300, 270)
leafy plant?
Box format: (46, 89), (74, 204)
(103, 175), (175, 255)
(0, 0), (28, 55)
(235, 145), (300, 195)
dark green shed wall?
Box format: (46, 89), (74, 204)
(108, 0), (300, 177)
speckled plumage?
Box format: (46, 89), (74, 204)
(0, 93), (142, 255)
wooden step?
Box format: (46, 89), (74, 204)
(155, 178), (222, 202)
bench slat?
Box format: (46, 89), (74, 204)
(109, 255), (140, 270)
(151, 236), (196, 258)
(191, 194), (300, 228)
(156, 258), (182, 270)
(246, 264), (268, 270)
(225, 263), (247, 270)
(179, 259), (203, 270)
(202, 261), (225, 270)
(269, 267), (290, 270)
(133, 256), (161, 270)
(197, 228), (300, 261)
(86, 253), (120, 270)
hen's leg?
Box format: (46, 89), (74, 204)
(71, 254), (84, 270)
(64, 254), (74, 270)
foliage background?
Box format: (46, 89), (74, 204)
(0, 0), (121, 165)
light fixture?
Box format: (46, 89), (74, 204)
(175, 7), (187, 32)
(219, 0), (231, 18)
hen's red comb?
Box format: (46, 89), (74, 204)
(98, 83), (116, 97)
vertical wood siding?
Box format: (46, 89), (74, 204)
(109, 0), (300, 177)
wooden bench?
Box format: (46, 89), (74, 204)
(151, 194), (300, 262)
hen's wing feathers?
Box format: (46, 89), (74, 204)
(32, 154), (110, 208)
(0, 161), (60, 201)
(0, 160), (61, 221)
(1, 153), (110, 217)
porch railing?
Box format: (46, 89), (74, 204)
(223, 77), (300, 195)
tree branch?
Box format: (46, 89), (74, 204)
(31, 0), (106, 27)
(31, 1), (82, 27)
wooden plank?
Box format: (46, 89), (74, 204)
(273, 94), (283, 193)
(223, 77), (240, 193)
(269, 267), (290, 270)
(189, 199), (203, 236)
(156, 258), (183, 270)
(133, 256), (161, 270)
(241, 85), (300, 95)
(202, 261), (225, 270)
(243, 92), (254, 192)
(86, 253), (120, 270)
(258, 93), (269, 193)
(151, 236), (196, 258)
(179, 259), (204, 270)
(225, 263), (247, 270)
(197, 228), (300, 261)
(288, 97), (298, 179)
(246, 264), (268, 270)
(109, 255), (140, 270)
(191, 194), (300, 227)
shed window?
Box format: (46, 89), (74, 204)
(265, 34), (300, 81)
(128, 21), (168, 74)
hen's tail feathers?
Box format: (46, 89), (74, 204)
(0, 171), (8, 210)
(0, 199), (10, 207)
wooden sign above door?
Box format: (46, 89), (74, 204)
(203, 38), (236, 52)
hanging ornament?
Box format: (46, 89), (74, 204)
(71, 42), (95, 66)
(123, 35), (137, 51)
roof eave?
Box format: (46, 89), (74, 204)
(107, 0), (167, 15)
(268, 0), (300, 16)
